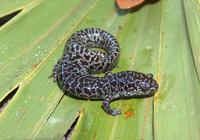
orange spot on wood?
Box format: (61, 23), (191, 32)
(116, 0), (145, 9)
(32, 61), (41, 69)
(124, 109), (134, 119)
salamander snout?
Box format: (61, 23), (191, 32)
(149, 79), (159, 94)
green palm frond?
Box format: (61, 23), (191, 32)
(0, 0), (199, 139)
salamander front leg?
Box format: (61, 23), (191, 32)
(102, 95), (121, 116)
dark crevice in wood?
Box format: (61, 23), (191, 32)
(62, 114), (81, 140)
(0, 86), (19, 113)
(0, 9), (22, 27)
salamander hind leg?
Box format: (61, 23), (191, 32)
(102, 95), (121, 116)
(49, 59), (61, 82)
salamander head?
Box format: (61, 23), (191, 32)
(126, 72), (159, 97)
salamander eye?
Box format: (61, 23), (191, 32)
(139, 82), (150, 91)
(147, 73), (153, 79)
